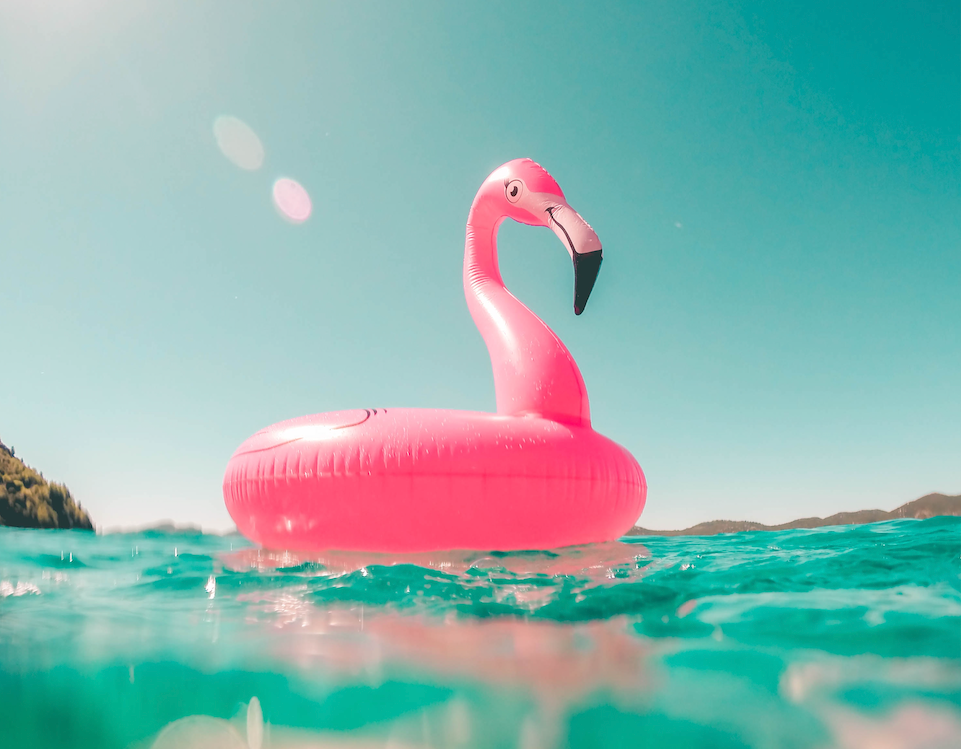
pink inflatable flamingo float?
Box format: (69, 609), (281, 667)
(224, 159), (646, 552)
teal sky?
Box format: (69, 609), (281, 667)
(1, 1), (958, 532)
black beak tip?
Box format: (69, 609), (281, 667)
(572, 249), (603, 317)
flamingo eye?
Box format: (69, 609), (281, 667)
(505, 180), (524, 203)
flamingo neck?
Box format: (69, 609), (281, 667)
(463, 199), (591, 426)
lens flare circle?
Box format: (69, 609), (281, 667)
(273, 178), (312, 223)
(212, 115), (264, 171)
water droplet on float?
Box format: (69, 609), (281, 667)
(273, 178), (312, 223)
(213, 115), (265, 171)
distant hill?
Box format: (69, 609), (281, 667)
(102, 521), (205, 535)
(628, 493), (961, 537)
(99, 521), (243, 536)
(0, 439), (93, 530)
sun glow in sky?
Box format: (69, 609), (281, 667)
(0, 1), (958, 531)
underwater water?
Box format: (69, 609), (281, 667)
(1, 518), (959, 749)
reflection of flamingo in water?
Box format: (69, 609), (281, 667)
(224, 159), (646, 552)
(151, 616), (650, 749)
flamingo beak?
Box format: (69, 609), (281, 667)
(545, 203), (604, 315)
(573, 248), (603, 315)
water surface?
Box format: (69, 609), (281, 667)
(1, 518), (959, 748)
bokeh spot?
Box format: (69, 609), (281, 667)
(273, 178), (312, 223)
(213, 115), (265, 171)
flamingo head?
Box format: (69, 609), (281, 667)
(482, 158), (604, 315)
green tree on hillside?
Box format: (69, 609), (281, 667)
(0, 439), (93, 530)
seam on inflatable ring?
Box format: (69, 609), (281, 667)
(233, 411), (374, 456)
(227, 472), (643, 484)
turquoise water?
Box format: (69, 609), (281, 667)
(1, 519), (959, 749)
